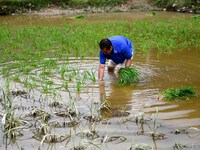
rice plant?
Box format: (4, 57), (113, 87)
(1, 91), (31, 141)
(161, 86), (197, 101)
(118, 67), (140, 85)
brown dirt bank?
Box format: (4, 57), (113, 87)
(26, 0), (160, 16)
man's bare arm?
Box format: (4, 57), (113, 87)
(98, 64), (105, 81)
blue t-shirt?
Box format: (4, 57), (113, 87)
(99, 36), (134, 64)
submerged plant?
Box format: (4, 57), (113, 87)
(1, 92), (31, 140)
(161, 86), (196, 100)
(128, 143), (153, 150)
(118, 67), (140, 85)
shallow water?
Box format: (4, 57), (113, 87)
(0, 11), (193, 27)
(0, 12), (200, 150)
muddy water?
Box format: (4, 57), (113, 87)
(98, 47), (200, 125)
(0, 11), (193, 27)
(0, 12), (200, 150)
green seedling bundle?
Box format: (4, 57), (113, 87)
(118, 67), (140, 85)
(161, 86), (197, 100)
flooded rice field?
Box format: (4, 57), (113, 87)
(0, 12), (200, 150)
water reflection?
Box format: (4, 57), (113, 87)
(99, 75), (133, 118)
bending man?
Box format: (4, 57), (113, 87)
(98, 35), (134, 81)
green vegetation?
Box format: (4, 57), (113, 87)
(150, 0), (200, 13)
(0, 0), (127, 15)
(192, 14), (200, 19)
(0, 15), (200, 93)
(1, 17), (200, 62)
(161, 86), (197, 100)
(118, 67), (140, 85)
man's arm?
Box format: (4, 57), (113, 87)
(98, 64), (105, 81)
(125, 59), (132, 67)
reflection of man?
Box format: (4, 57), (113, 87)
(99, 81), (132, 118)
(98, 35), (134, 81)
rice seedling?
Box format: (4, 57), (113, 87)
(5, 79), (11, 93)
(62, 80), (69, 90)
(83, 69), (96, 83)
(59, 65), (69, 79)
(39, 70), (51, 79)
(19, 65), (33, 75)
(41, 80), (54, 94)
(1, 92), (31, 141)
(118, 67), (140, 85)
(13, 74), (20, 82)
(2, 112), (30, 141)
(76, 78), (82, 92)
(173, 142), (184, 150)
(68, 99), (80, 117)
(1, 66), (10, 78)
(22, 77), (36, 90)
(160, 86), (197, 101)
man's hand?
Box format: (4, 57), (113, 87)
(125, 59), (132, 67)
(98, 64), (105, 81)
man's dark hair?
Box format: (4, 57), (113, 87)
(99, 38), (112, 50)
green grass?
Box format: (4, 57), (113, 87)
(161, 86), (197, 101)
(118, 67), (140, 85)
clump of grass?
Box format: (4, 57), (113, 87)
(71, 15), (85, 19)
(118, 67), (140, 85)
(192, 15), (200, 19)
(161, 86), (196, 101)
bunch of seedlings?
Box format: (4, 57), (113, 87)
(118, 67), (140, 85)
(160, 86), (197, 100)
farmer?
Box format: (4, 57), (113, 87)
(98, 35), (134, 81)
